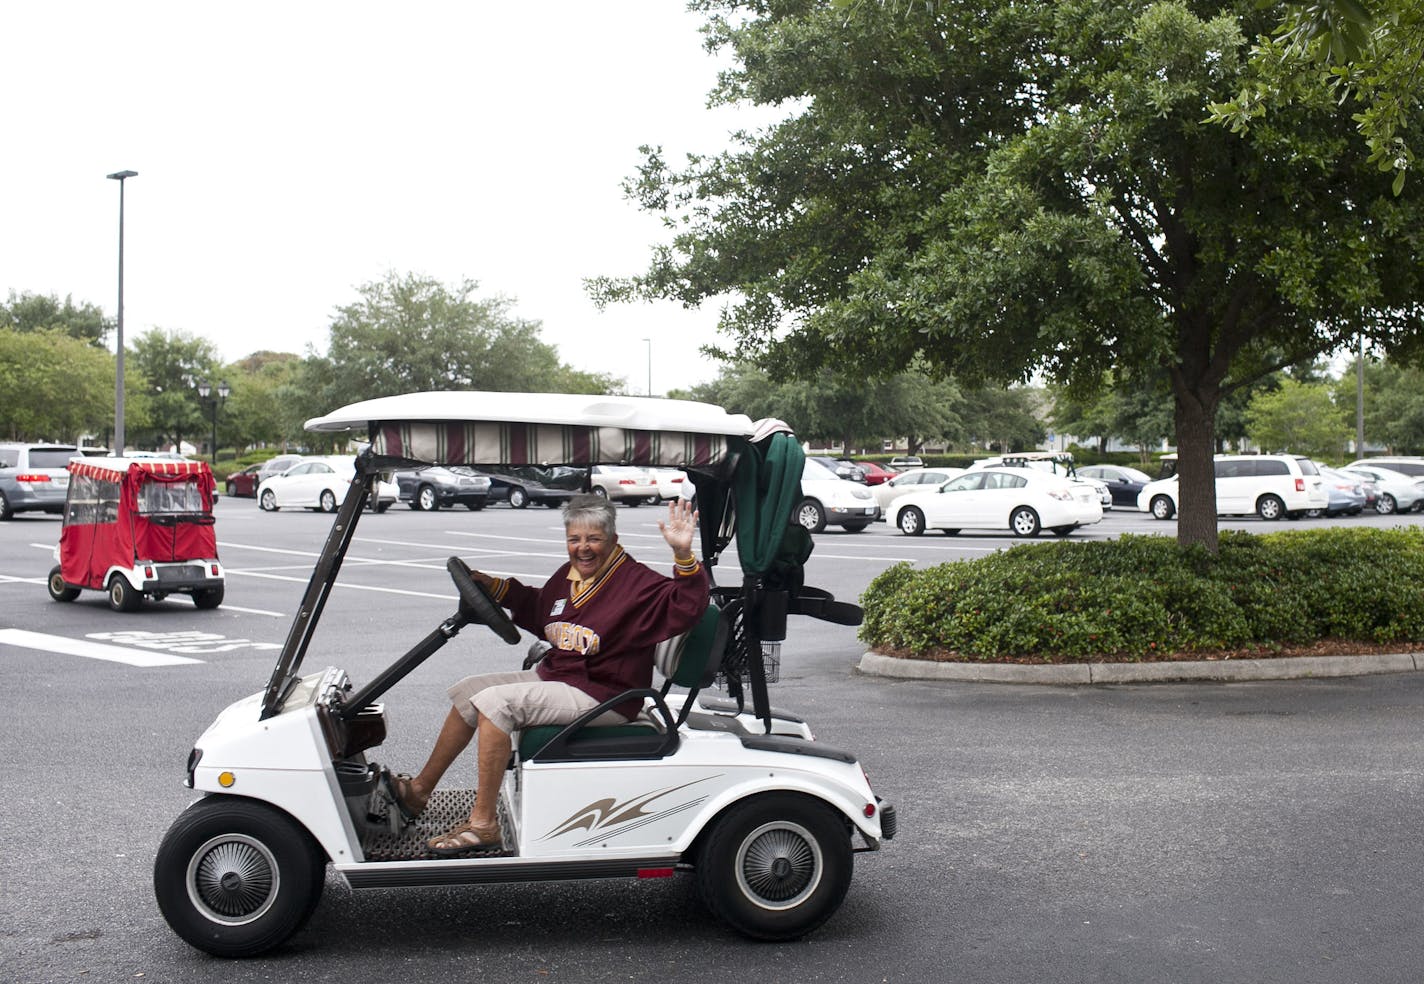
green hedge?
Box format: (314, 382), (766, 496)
(859, 528), (1424, 661)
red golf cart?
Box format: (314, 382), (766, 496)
(47, 456), (225, 612)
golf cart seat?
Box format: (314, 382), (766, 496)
(517, 601), (726, 763)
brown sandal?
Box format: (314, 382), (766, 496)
(385, 772), (427, 822)
(428, 819), (502, 857)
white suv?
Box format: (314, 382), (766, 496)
(1138, 453), (1328, 520)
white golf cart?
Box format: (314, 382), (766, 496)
(153, 391), (895, 957)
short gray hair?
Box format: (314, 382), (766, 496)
(561, 493), (617, 535)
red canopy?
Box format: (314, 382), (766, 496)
(59, 458), (219, 590)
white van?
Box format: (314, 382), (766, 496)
(1137, 453), (1328, 520)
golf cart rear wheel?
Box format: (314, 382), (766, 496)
(696, 793), (852, 941)
(47, 565), (80, 602)
(108, 574), (142, 612)
(153, 797), (325, 958)
(193, 585), (225, 609)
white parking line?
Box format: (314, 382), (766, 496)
(0, 628), (203, 666)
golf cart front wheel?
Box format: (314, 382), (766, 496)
(696, 793), (852, 941)
(153, 796), (326, 958)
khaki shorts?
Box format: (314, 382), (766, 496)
(447, 670), (628, 735)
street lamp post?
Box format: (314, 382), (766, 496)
(642, 338), (652, 397)
(196, 379), (229, 466)
(106, 170), (138, 453)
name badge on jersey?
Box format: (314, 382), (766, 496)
(550, 598), (567, 617)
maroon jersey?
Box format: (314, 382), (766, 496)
(488, 545), (709, 719)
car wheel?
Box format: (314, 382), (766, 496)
(1150, 495), (1175, 520)
(796, 499), (827, 534)
(1051, 525), (1075, 537)
(896, 507), (924, 536)
(1256, 494), (1285, 521)
(108, 574), (142, 612)
(0, 493), (12, 521)
(695, 793), (852, 942)
(319, 490), (338, 513)
(465, 500), (485, 511)
(842, 522), (869, 533)
(153, 796), (326, 958)
(416, 485), (438, 511)
(508, 487), (529, 509)
(590, 486), (608, 499)
(1009, 506), (1041, 537)
(1378, 494), (1397, 515)
(47, 566), (80, 602)
(225, 483), (235, 497)
(259, 490), (278, 512)
(1304, 509), (1323, 518)
(193, 586), (224, 610)
(939, 529), (960, 536)
(375, 501), (390, 513)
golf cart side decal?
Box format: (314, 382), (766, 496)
(540, 775), (721, 842)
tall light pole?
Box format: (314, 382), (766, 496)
(107, 169), (138, 453)
(642, 337), (652, 397)
(1356, 334), (1366, 454)
(196, 379), (229, 466)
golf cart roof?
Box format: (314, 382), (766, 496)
(69, 456), (212, 480)
(306, 391), (757, 468)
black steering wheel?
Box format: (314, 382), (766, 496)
(446, 557), (521, 644)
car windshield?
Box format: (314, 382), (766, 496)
(25, 449), (78, 469)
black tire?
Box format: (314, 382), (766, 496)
(695, 793), (853, 942)
(796, 499), (827, 534)
(896, 507), (924, 536)
(1051, 525), (1075, 537)
(1256, 494), (1285, 521)
(1009, 506), (1041, 537)
(153, 796), (326, 958)
(108, 574), (142, 612)
(374, 501), (390, 513)
(0, 492), (12, 521)
(508, 487), (529, 509)
(1378, 494), (1397, 515)
(193, 586), (225, 609)
(259, 489), (278, 512)
(319, 490), (338, 513)
(842, 522), (869, 533)
(47, 565), (79, 602)
(225, 483), (235, 497)
(416, 485), (438, 511)
(1150, 495), (1175, 520)
(590, 486), (608, 499)
(465, 501), (485, 511)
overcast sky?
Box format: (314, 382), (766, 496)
(2, 1), (773, 394)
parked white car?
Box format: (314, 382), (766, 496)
(1341, 463), (1424, 514)
(1346, 456), (1424, 480)
(589, 464), (659, 505)
(887, 466), (1102, 537)
(871, 467), (967, 511)
(258, 455), (397, 513)
(652, 467), (689, 501)
(969, 451), (1112, 509)
(1137, 453), (1328, 520)
(796, 457), (881, 532)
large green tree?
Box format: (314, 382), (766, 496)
(1244, 376), (1350, 457)
(1, 291), (111, 346)
(128, 329), (223, 453)
(0, 329), (116, 441)
(317, 273), (618, 409)
(595, 0), (1423, 550)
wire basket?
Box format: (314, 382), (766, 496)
(715, 605), (781, 687)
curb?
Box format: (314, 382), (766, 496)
(855, 650), (1422, 685)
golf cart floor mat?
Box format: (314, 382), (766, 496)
(362, 789), (515, 861)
